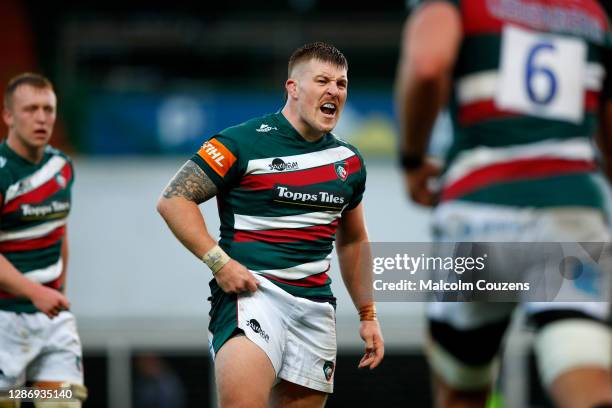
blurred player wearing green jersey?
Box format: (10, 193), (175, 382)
(397, 1), (612, 407)
(0, 73), (86, 407)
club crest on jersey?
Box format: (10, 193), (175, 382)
(56, 173), (67, 188)
(334, 161), (348, 182)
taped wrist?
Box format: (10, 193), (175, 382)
(359, 303), (377, 321)
(202, 245), (231, 275)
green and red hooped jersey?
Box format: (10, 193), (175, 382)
(191, 112), (367, 299)
(418, 0), (612, 208)
(0, 142), (73, 313)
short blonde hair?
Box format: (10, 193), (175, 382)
(287, 42), (348, 77)
(4, 72), (54, 109)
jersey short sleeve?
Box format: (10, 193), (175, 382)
(190, 133), (243, 190)
(345, 149), (367, 211)
(64, 153), (76, 190)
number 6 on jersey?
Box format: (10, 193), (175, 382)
(496, 25), (586, 123)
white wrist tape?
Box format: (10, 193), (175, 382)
(201, 245), (231, 275)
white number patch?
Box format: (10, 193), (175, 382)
(496, 25), (586, 123)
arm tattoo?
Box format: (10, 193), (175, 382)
(162, 161), (218, 204)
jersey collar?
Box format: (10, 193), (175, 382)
(272, 112), (333, 146)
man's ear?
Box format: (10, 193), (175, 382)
(2, 108), (13, 129)
(285, 78), (298, 99)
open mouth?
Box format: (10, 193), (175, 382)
(34, 129), (48, 136)
(320, 102), (337, 116)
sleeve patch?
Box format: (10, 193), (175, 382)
(197, 138), (237, 177)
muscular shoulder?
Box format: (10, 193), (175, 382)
(216, 113), (277, 147)
(44, 145), (74, 172)
(202, 113), (276, 166)
(45, 145), (75, 188)
(191, 112), (276, 189)
(332, 134), (366, 169)
(44, 145), (72, 162)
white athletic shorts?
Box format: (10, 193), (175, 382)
(429, 202), (611, 327)
(208, 275), (337, 393)
(0, 310), (84, 389)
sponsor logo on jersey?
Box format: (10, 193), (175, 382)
(334, 161), (348, 181)
(256, 123), (278, 133)
(246, 319), (270, 342)
(487, 0), (605, 44)
(273, 184), (347, 210)
(197, 138), (237, 177)
(268, 158), (299, 171)
(12, 181), (31, 197)
(56, 173), (67, 188)
(21, 201), (70, 218)
(323, 360), (335, 381)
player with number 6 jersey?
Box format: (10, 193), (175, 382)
(437, 0), (610, 207)
(397, 1), (612, 407)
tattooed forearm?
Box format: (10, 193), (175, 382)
(162, 161), (218, 204)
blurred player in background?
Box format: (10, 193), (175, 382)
(157, 42), (383, 407)
(0, 73), (87, 407)
(396, 1), (612, 407)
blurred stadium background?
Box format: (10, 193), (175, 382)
(1, 1), (595, 406)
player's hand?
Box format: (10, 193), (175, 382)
(215, 259), (260, 294)
(358, 320), (384, 369)
(403, 158), (441, 207)
(30, 285), (70, 319)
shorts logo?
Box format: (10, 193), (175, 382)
(269, 158), (299, 171)
(246, 319), (270, 343)
(323, 361), (335, 381)
(197, 138), (237, 177)
(334, 161), (348, 181)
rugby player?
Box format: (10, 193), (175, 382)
(158, 42), (384, 407)
(0, 73), (87, 407)
(397, 1), (612, 407)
